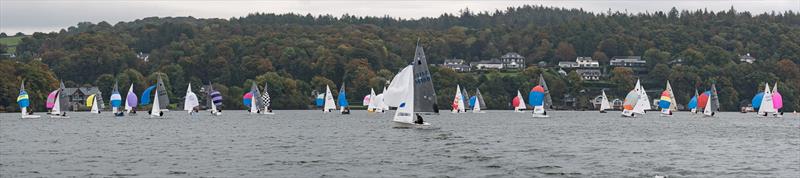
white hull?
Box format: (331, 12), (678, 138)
(21, 114), (41, 118)
(49, 115), (69, 118)
(621, 110), (635, 117)
(392, 121), (431, 128)
(532, 114), (550, 118)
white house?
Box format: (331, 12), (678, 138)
(471, 58), (504, 70)
(576, 57), (599, 68)
(499, 52), (525, 69)
(739, 53), (756, 64)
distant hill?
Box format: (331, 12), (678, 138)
(2, 5), (799, 112)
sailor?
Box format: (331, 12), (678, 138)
(414, 114), (424, 124)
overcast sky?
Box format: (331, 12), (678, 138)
(2, 0), (798, 34)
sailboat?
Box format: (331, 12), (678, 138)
(469, 88), (487, 113)
(86, 93), (101, 114)
(48, 81), (69, 118)
(451, 85), (466, 113)
(244, 82), (261, 114)
(207, 82), (223, 116)
(754, 83), (776, 117)
(338, 83), (350, 114)
(18, 81), (40, 118)
(323, 85), (337, 112)
(688, 89), (699, 114)
(621, 89), (640, 117)
(110, 81), (123, 116)
(621, 80), (648, 117)
(513, 90), (526, 112)
(184, 83), (199, 115)
(702, 84), (719, 117)
(658, 81), (678, 116)
(141, 76), (169, 117)
(124, 84), (138, 116)
(385, 41), (438, 126)
(366, 88), (377, 112)
(261, 82), (273, 114)
(634, 79), (651, 114)
(530, 74), (552, 117)
(374, 86), (389, 113)
(599, 90), (611, 113)
(529, 85), (549, 117)
(772, 82), (783, 117)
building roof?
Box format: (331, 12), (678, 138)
(501, 52), (524, 59)
(558, 61), (578, 65)
(576, 56), (595, 62)
(610, 56), (645, 63)
(474, 58), (504, 64)
(740, 53), (755, 60)
(611, 56), (642, 60)
(444, 59), (465, 63)
(64, 87), (101, 96)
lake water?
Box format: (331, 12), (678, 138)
(1, 111), (799, 177)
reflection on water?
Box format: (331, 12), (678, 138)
(1, 111), (798, 177)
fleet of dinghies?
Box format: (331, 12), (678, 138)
(13, 42), (796, 122)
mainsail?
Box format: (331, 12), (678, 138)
(245, 82), (261, 113)
(452, 85), (465, 112)
(184, 83), (199, 113)
(262, 82), (271, 112)
(633, 79), (650, 114)
(757, 83), (775, 115)
(385, 65), (415, 123)
(366, 88), (377, 111)
(513, 90), (526, 111)
(600, 90), (611, 112)
(539, 74), (553, 107)
(156, 75), (169, 110)
(87, 94), (100, 113)
(473, 88), (487, 111)
(17, 81), (32, 116)
(323, 85), (336, 112)
(411, 42), (438, 114)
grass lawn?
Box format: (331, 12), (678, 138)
(0, 36), (25, 54)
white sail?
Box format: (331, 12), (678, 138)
(377, 87), (389, 112)
(90, 95), (100, 113)
(323, 85), (337, 112)
(600, 90), (611, 111)
(388, 65), (415, 124)
(151, 89), (161, 117)
(634, 79), (650, 114)
(514, 90), (526, 112)
(666, 81), (678, 111)
(184, 83), (199, 113)
(125, 84), (135, 113)
(703, 94), (713, 116)
(367, 88), (377, 112)
(758, 83), (775, 115)
(51, 92), (61, 115)
(452, 85), (466, 113)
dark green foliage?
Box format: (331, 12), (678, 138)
(6, 6), (800, 111)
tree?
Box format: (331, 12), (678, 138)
(0, 32), (7, 37)
(14, 32), (24, 37)
(554, 41), (576, 62)
(610, 67), (635, 96)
